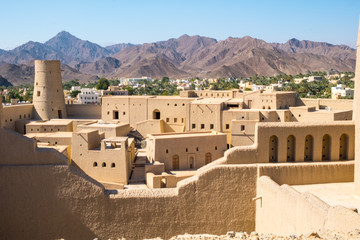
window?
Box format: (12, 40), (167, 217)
(182, 103), (185, 106)
(181, 118), (184, 123)
(37, 91), (40, 97)
(166, 118), (170, 122)
(174, 118), (177, 123)
(107, 111), (110, 115)
(215, 146), (217, 150)
(111, 163), (115, 168)
(241, 125), (245, 131)
(210, 124), (214, 129)
(123, 112), (126, 115)
(201, 124), (205, 129)
(102, 162), (106, 167)
(192, 124), (196, 129)
(226, 124), (229, 129)
(175, 104), (177, 106)
(113, 111), (119, 119)
(186, 148), (188, 152)
(196, 147), (199, 151)
(93, 162), (98, 167)
(166, 149), (168, 154)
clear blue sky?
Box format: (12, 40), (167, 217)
(0, 0), (359, 50)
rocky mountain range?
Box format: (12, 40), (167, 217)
(0, 31), (356, 86)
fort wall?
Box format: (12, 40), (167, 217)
(256, 176), (360, 235)
(66, 104), (101, 119)
(297, 98), (353, 111)
(1, 104), (33, 130)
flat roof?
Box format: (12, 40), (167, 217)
(292, 182), (360, 210)
(149, 131), (225, 139)
(191, 98), (229, 104)
(85, 122), (128, 128)
(27, 119), (73, 126)
(26, 132), (73, 138)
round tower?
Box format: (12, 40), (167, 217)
(33, 60), (67, 120)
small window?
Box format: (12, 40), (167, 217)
(181, 118), (184, 123)
(192, 124), (196, 129)
(299, 114), (301, 117)
(37, 91), (40, 97)
(107, 111), (110, 115)
(175, 104), (177, 106)
(102, 162), (106, 167)
(201, 124), (205, 129)
(111, 163), (115, 168)
(241, 125), (245, 131)
(93, 162), (97, 167)
(182, 103), (185, 106)
(186, 148), (188, 152)
(210, 124), (214, 129)
(166, 149), (168, 154)
(123, 112), (126, 115)
(19, 115), (21, 119)
(196, 147), (199, 151)
(215, 146), (217, 150)
(226, 124), (229, 129)
(166, 118), (170, 122)
(174, 118), (177, 123)
(113, 111), (119, 119)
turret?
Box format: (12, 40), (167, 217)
(353, 19), (360, 193)
(32, 60), (67, 120)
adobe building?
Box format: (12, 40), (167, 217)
(146, 131), (227, 170)
(1, 20), (360, 239)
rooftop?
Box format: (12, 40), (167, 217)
(149, 131), (225, 139)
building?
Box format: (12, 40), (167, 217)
(1, 20), (360, 239)
(78, 88), (101, 104)
(331, 84), (354, 99)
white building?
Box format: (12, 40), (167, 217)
(252, 84), (265, 91)
(331, 84), (354, 99)
(78, 88), (101, 104)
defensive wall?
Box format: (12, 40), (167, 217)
(66, 104), (101, 119)
(0, 123), (356, 239)
(297, 98), (354, 111)
(1, 104), (33, 130)
(256, 176), (360, 235)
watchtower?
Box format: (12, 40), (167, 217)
(32, 60), (67, 120)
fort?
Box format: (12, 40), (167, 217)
(0, 23), (360, 239)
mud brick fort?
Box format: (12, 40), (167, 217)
(1, 21), (360, 240)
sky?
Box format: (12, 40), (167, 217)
(0, 0), (359, 50)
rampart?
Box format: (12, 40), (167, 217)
(256, 176), (360, 235)
(66, 104), (101, 119)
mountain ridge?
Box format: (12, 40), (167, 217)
(0, 31), (356, 86)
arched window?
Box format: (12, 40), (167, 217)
(111, 163), (116, 168)
(102, 162), (106, 167)
(339, 133), (349, 160)
(304, 135), (314, 161)
(269, 135), (278, 162)
(153, 109), (160, 119)
(322, 134), (331, 161)
(93, 162), (98, 167)
(287, 135), (296, 162)
(172, 155), (179, 170)
(205, 152), (212, 164)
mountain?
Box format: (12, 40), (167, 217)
(0, 75), (12, 87)
(44, 31), (111, 64)
(0, 32), (356, 85)
(0, 62), (98, 86)
(105, 43), (134, 54)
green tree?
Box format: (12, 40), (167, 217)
(70, 90), (81, 98)
(96, 78), (110, 90)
